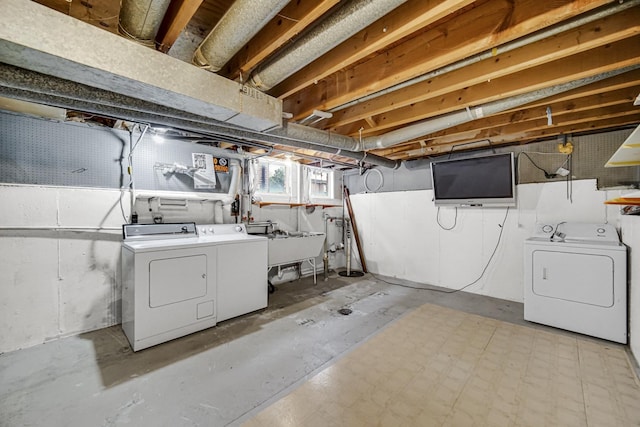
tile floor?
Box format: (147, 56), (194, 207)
(244, 303), (640, 427)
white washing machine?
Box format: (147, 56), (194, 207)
(122, 222), (267, 351)
(196, 223), (268, 323)
(524, 222), (627, 343)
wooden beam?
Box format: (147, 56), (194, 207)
(427, 104), (640, 147)
(282, 0), (612, 121)
(156, 0), (204, 53)
(69, 0), (120, 33)
(33, 0), (70, 14)
(272, 0), (475, 99)
(222, 0), (340, 80)
(369, 87), (639, 158)
(324, 9), (640, 131)
(417, 87), (640, 144)
(398, 113), (640, 159)
(370, 69), (640, 142)
(364, 116), (377, 129)
(337, 36), (640, 137)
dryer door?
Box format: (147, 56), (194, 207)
(149, 255), (207, 307)
(532, 250), (614, 307)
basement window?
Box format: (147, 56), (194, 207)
(306, 166), (333, 199)
(253, 158), (295, 201)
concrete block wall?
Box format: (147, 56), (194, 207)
(0, 185), (127, 353)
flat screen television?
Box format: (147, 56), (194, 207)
(430, 152), (516, 207)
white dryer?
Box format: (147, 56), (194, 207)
(121, 222), (267, 351)
(122, 222), (218, 351)
(524, 223), (627, 343)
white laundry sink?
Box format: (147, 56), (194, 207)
(267, 232), (325, 266)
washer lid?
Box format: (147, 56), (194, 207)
(123, 222), (197, 241)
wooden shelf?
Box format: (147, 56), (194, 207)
(253, 202), (340, 209)
(605, 198), (640, 206)
(253, 202), (304, 208)
(312, 203), (341, 209)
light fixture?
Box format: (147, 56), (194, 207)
(151, 127), (168, 143)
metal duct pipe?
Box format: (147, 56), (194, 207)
(360, 64), (640, 151)
(330, 0), (640, 113)
(249, 0), (408, 90)
(193, 0), (290, 71)
(0, 83), (400, 169)
(119, 0), (172, 46)
(0, 63), (239, 128)
(269, 122), (360, 152)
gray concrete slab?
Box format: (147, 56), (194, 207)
(0, 273), (554, 427)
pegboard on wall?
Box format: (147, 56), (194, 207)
(0, 111), (234, 194)
(0, 111), (125, 188)
(511, 129), (638, 188)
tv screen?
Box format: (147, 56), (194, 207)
(430, 153), (516, 207)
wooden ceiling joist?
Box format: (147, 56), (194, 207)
(339, 36), (640, 138)
(324, 9), (640, 132)
(272, 0), (475, 99)
(221, 0), (340, 80)
(282, 0), (613, 121)
(156, 0), (205, 53)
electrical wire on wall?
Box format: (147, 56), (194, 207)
(119, 123), (149, 223)
(372, 207), (510, 294)
(517, 151), (571, 180)
(436, 206), (458, 230)
(517, 151), (573, 203)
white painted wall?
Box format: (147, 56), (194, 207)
(0, 184), (127, 353)
(3, 179), (634, 354)
(0, 183), (340, 353)
(621, 216), (640, 366)
(350, 179), (624, 302)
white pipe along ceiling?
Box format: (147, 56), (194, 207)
(119, 0), (172, 46)
(0, 0), (637, 169)
(248, 0), (409, 91)
(193, 0), (291, 72)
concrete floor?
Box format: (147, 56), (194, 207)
(0, 272), (626, 426)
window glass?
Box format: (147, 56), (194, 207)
(309, 168), (330, 198)
(255, 160), (289, 195)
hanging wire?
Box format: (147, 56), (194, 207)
(372, 207), (510, 294)
(436, 206), (458, 230)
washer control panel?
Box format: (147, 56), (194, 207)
(531, 222), (620, 243)
(197, 223), (247, 236)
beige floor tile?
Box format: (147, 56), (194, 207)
(244, 303), (640, 427)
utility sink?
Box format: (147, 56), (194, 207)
(264, 231), (325, 266)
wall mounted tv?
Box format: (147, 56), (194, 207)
(430, 152), (516, 207)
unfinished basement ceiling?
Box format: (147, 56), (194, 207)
(7, 0), (640, 166)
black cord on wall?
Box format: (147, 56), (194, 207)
(372, 207), (510, 294)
